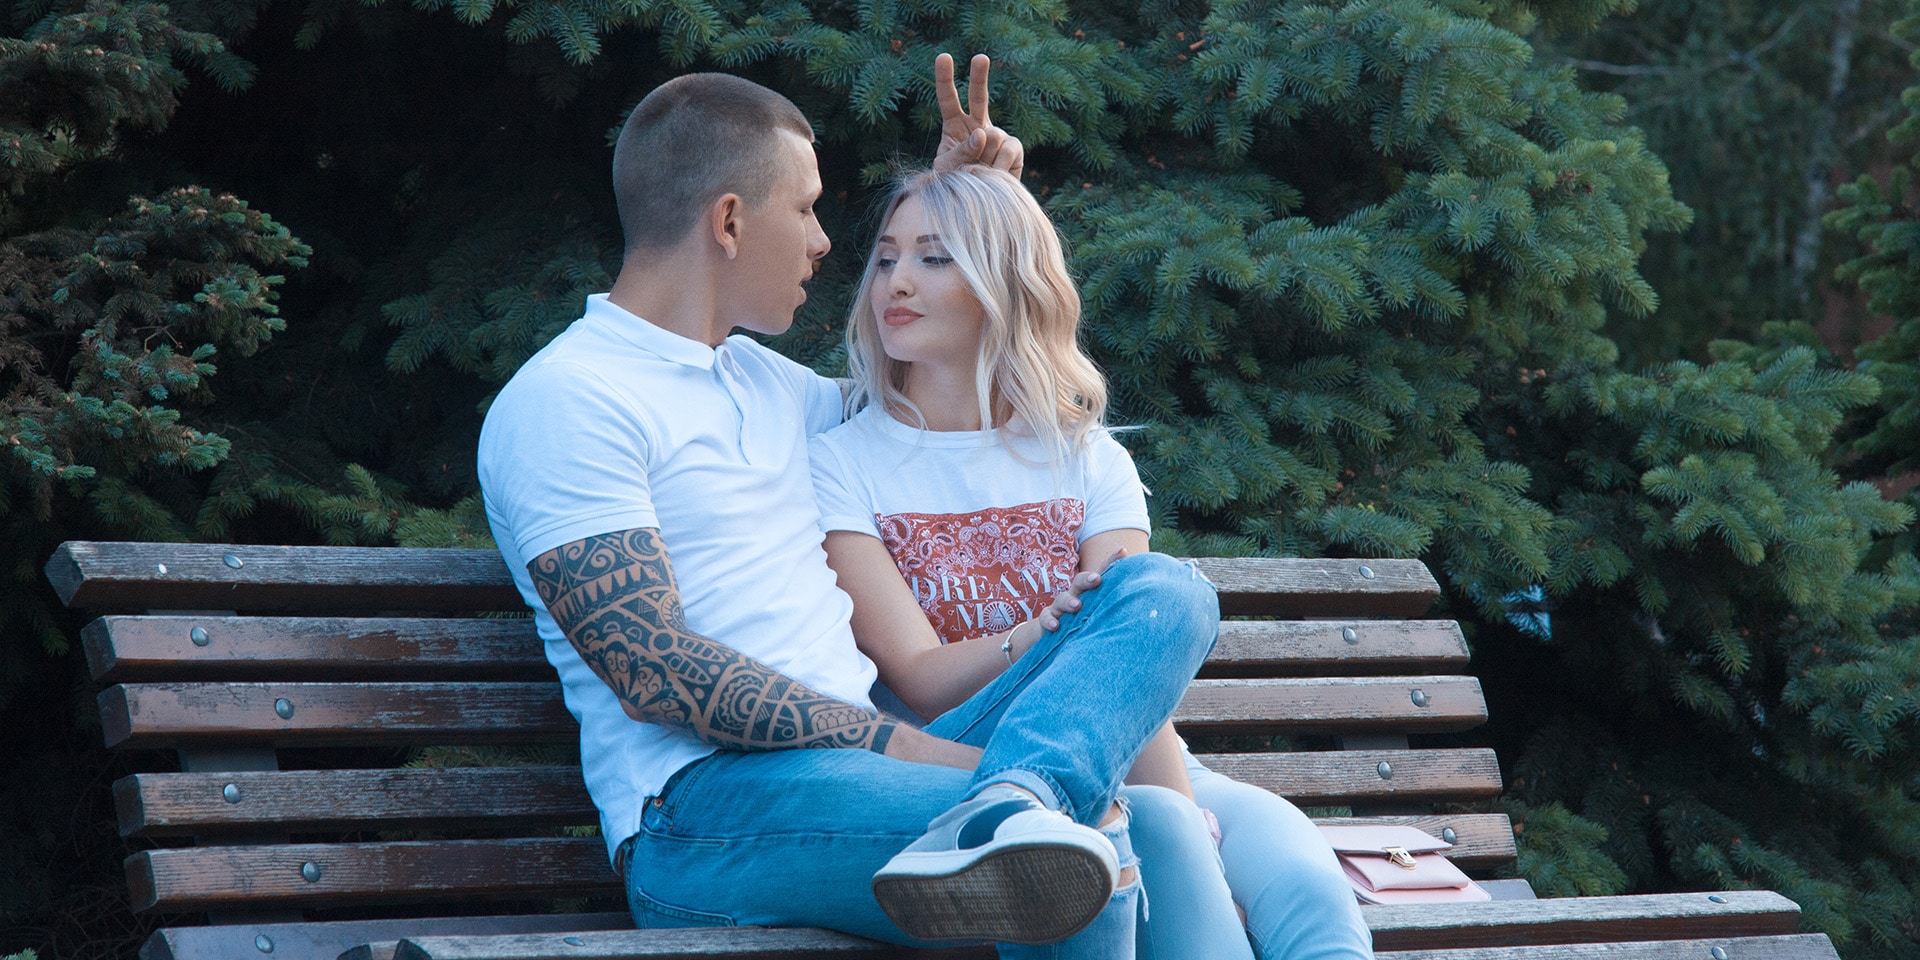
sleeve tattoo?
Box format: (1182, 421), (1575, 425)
(528, 529), (896, 754)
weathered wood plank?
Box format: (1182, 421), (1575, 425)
(85, 616), (1468, 684)
(1365, 891), (1804, 951)
(389, 933), (1843, 960)
(382, 894), (1806, 960)
(1175, 676), (1487, 735)
(99, 676), (1483, 749)
(389, 932), (1842, 960)
(391, 928), (984, 960)
(127, 838), (619, 913)
(129, 814), (1516, 913)
(1379, 935), (1839, 960)
(114, 750), (1501, 837)
(51, 542), (1435, 617)
(1203, 620), (1469, 677)
(48, 542), (523, 613)
(1192, 557), (1437, 618)
(98, 682), (577, 750)
(115, 767), (596, 836)
(138, 913), (633, 960)
(84, 616), (547, 684)
(1191, 748), (1502, 805)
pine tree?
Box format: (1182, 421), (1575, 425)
(1531, 0), (1913, 363)
(1, 3), (307, 953)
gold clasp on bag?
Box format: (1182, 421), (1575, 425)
(1383, 846), (1418, 869)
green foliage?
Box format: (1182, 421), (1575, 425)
(1502, 799), (1630, 897)
(1532, 0), (1912, 362)
(0, 1), (249, 226)
(1829, 6), (1920, 478)
(5, 0), (1920, 955)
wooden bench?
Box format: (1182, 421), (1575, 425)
(46, 541), (1838, 960)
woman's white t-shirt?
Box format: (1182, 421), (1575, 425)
(809, 406), (1150, 645)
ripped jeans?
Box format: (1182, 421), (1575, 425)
(621, 553), (1220, 958)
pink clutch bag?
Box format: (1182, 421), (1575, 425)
(1316, 824), (1492, 905)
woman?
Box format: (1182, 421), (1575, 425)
(808, 165), (1375, 960)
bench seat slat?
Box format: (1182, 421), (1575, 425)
(1377, 936), (1839, 960)
(380, 893), (1807, 959)
(389, 927), (969, 960)
(84, 616), (1470, 684)
(140, 913), (634, 960)
(127, 815), (1516, 913)
(1364, 891), (1805, 951)
(50, 543), (1435, 617)
(113, 750), (1503, 837)
(386, 932), (1839, 960)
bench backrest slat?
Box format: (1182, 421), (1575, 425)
(129, 813), (1526, 915)
(128, 838), (616, 914)
(115, 748), (1504, 838)
(100, 676), (1487, 749)
(1205, 620), (1468, 677)
(84, 617), (548, 683)
(84, 616), (1470, 683)
(49, 543), (523, 612)
(49, 543), (1438, 618)
(1177, 676), (1487, 734)
(98, 682), (577, 749)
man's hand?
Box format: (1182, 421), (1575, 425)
(882, 724), (984, 770)
(931, 52), (1024, 178)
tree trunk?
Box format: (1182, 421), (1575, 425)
(1789, 0), (1865, 304)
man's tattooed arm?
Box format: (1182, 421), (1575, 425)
(528, 528), (897, 754)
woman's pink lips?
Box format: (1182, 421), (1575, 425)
(883, 307), (922, 327)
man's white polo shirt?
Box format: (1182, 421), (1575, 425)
(478, 294), (876, 864)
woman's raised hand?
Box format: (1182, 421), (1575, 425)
(931, 53), (1025, 179)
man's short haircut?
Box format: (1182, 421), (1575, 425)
(613, 73), (814, 255)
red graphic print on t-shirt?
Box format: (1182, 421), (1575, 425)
(877, 499), (1086, 645)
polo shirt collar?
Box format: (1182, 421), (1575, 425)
(582, 293), (717, 369)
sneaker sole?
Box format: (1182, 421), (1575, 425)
(871, 840), (1115, 944)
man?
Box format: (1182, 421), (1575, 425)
(477, 56), (1219, 954)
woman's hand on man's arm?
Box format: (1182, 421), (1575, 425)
(824, 529), (1048, 719)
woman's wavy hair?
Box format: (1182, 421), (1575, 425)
(845, 165), (1107, 463)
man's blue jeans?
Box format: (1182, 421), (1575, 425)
(621, 553), (1220, 957)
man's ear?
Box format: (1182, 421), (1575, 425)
(709, 193), (744, 261)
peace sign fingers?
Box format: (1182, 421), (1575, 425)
(931, 53), (1024, 178)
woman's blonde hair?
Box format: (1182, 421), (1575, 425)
(845, 165), (1107, 463)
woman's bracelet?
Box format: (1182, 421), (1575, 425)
(1000, 632), (1015, 666)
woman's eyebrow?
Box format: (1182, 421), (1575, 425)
(874, 234), (943, 245)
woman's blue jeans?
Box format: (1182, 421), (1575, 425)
(621, 553), (1220, 958)
(1125, 752), (1375, 960)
